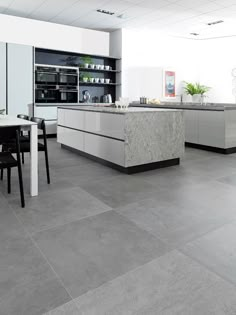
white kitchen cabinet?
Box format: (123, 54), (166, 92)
(198, 111), (225, 148)
(84, 111), (124, 140)
(84, 133), (125, 166)
(57, 126), (84, 151)
(0, 42), (6, 111)
(7, 43), (33, 116)
(184, 110), (198, 143)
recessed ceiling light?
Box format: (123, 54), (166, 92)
(207, 20), (224, 26)
(97, 9), (115, 16)
(190, 32), (199, 36)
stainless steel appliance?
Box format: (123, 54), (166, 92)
(35, 85), (58, 103)
(58, 68), (78, 85)
(35, 66), (58, 84)
(58, 86), (78, 103)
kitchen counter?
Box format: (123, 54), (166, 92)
(57, 106), (184, 173)
(58, 105), (181, 114)
(130, 102), (236, 111)
(130, 102), (236, 153)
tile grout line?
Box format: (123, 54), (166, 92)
(10, 207), (75, 307)
(178, 247), (236, 290)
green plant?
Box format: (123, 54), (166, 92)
(81, 55), (93, 66)
(79, 72), (92, 81)
(183, 81), (211, 95)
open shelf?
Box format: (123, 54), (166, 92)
(79, 67), (120, 73)
(79, 82), (120, 86)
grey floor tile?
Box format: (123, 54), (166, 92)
(33, 211), (169, 298)
(80, 174), (160, 208)
(218, 172), (236, 187)
(10, 187), (111, 234)
(43, 301), (80, 315)
(115, 197), (234, 248)
(181, 222), (236, 286)
(0, 273), (71, 315)
(75, 250), (236, 315)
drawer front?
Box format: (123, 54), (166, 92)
(58, 109), (84, 130)
(84, 112), (124, 140)
(84, 133), (125, 166)
(57, 126), (84, 151)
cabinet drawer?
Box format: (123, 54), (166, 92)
(58, 109), (84, 130)
(57, 126), (84, 151)
(84, 133), (125, 166)
(84, 112), (124, 140)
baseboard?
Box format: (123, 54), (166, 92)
(61, 144), (180, 174)
(185, 142), (236, 154)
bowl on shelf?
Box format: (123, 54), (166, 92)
(100, 78), (105, 83)
(105, 65), (110, 70)
(105, 78), (110, 84)
(90, 64), (95, 69)
(89, 78), (95, 83)
(94, 78), (99, 83)
(95, 64), (101, 70)
(100, 65), (105, 70)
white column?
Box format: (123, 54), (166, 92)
(30, 124), (38, 196)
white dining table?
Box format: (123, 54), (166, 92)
(0, 116), (38, 196)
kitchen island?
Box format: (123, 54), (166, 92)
(131, 102), (236, 154)
(57, 106), (184, 173)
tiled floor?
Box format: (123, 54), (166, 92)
(1, 140), (236, 314)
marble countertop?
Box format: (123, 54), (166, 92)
(58, 105), (182, 114)
(130, 102), (236, 111)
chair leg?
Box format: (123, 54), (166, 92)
(0, 169), (3, 180)
(44, 149), (50, 184)
(16, 130), (25, 208)
(7, 168), (11, 194)
(22, 152), (24, 164)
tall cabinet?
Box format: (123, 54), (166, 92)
(0, 42), (6, 111)
(7, 43), (34, 115)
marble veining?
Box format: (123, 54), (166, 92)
(124, 110), (185, 167)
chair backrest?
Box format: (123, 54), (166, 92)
(30, 117), (46, 131)
(0, 126), (20, 143)
(17, 114), (29, 120)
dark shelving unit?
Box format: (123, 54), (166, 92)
(35, 47), (121, 104)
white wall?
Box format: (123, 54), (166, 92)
(0, 14), (109, 56)
(111, 29), (236, 104)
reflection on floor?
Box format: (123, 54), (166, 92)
(1, 139), (236, 314)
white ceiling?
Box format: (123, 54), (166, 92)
(1, 0), (236, 39)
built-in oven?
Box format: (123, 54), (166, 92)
(35, 85), (58, 103)
(35, 66), (58, 84)
(58, 86), (78, 103)
(58, 69), (78, 85)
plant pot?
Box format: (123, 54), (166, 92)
(192, 94), (201, 103)
(83, 78), (88, 82)
(84, 63), (89, 68)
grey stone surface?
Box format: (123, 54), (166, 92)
(124, 110), (184, 167)
(181, 222), (236, 285)
(43, 301), (80, 315)
(1, 140), (236, 314)
(10, 186), (111, 234)
(80, 174), (161, 208)
(75, 250), (236, 315)
(33, 211), (168, 298)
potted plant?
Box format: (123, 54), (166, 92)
(80, 73), (92, 83)
(183, 81), (211, 103)
(81, 56), (93, 68)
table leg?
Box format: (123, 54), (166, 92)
(30, 124), (38, 196)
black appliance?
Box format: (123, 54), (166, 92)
(58, 68), (78, 85)
(35, 66), (58, 84)
(58, 86), (78, 103)
(35, 85), (58, 103)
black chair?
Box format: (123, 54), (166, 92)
(2, 117), (50, 184)
(0, 126), (25, 207)
(17, 114), (30, 164)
